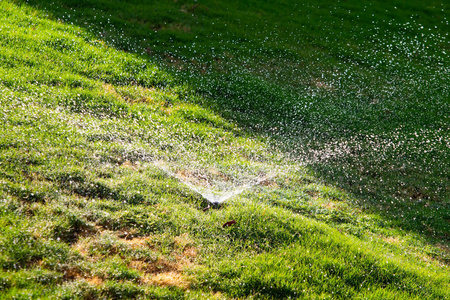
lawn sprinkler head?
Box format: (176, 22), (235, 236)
(210, 201), (222, 209)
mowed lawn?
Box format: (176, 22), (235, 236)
(0, 0), (449, 299)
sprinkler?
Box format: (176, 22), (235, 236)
(153, 160), (278, 208)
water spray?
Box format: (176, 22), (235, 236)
(153, 161), (279, 207)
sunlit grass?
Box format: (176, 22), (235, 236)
(0, 0), (449, 299)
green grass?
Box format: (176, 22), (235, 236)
(0, 0), (449, 299)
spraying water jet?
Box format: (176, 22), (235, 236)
(152, 160), (279, 207)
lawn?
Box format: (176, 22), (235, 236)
(0, 0), (449, 299)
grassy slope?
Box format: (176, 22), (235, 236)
(0, 0), (449, 299)
(22, 0), (450, 239)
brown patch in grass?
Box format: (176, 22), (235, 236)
(174, 233), (194, 249)
(176, 168), (233, 188)
(176, 169), (210, 187)
(60, 265), (104, 286)
(85, 276), (103, 286)
(117, 228), (140, 239)
(207, 167), (221, 176)
(174, 234), (198, 262)
(207, 167), (232, 182)
(259, 178), (279, 188)
(127, 234), (198, 289)
(183, 247), (198, 258)
(78, 225), (99, 239)
(132, 256), (193, 288)
(142, 271), (190, 289)
(72, 232), (199, 289)
(62, 266), (87, 280)
(71, 225), (104, 254)
(68, 232), (194, 288)
(118, 236), (150, 248)
(130, 257), (176, 274)
(73, 239), (90, 257)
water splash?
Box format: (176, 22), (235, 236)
(153, 161), (277, 205)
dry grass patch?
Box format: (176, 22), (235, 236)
(129, 233), (198, 289)
(131, 255), (193, 289)
(62, 266), (87, 281)
(174, 233), (194, 249)
(85, 276), (103, 286)
(259, 178), (279, 188)
(71, 226), (107, 256)
(176, 169), (210, 187)
(142, 271), (190, 289)
(175, 168), (234, 188)
(73, 239), (90, 257)
(118, 236), (151, 248)
(183, 247), (198, 258)
(130, 257), (175, 274)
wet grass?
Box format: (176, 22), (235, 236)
(0, 0), (449, 299)
(15, 0), (449, 240)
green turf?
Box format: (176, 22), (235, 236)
(0, 0), (449, 299)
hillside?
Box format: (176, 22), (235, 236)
(0, 0), (449, 299)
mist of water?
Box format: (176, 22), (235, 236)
(153, 160), (279, 205)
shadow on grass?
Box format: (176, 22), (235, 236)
(15, 0), (449, 248)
